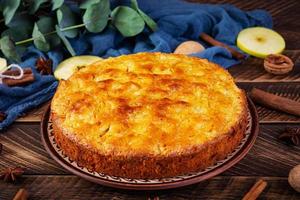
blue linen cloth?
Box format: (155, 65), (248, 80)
(0, 0), (272, 130)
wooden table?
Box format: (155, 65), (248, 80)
(1, 0), (300, 199)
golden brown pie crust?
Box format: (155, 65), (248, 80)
(51, 52), (248, 178)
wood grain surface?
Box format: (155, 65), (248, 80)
(15, 102), (50, 123)
(0, 124), (66, 175)
(230, 50), (300, 83)
(1, 0), (300, 199)
(0, 176), (299, 200)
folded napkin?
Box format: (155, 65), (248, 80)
(0, 0), (272, 131)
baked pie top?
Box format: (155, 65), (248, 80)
(51, 53), (246, 156)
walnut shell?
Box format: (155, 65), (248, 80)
(264, 54), (294, 75)
(288, 164), (300, 192)
(174, 41), (205, 55)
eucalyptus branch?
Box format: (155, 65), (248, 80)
(15, 23), (86, 46)
(0, 0), (157, 61)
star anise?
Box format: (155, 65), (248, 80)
(0, 167), (25, 182)
(36, 57), (53, 75)
(279, 127), (300, 146)
(0, 111), (6, 122)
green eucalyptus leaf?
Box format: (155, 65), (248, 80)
(32, 23), (50, 52)
(57, 5), (78, 38)
(36, 17), (54, 32)
(2, 0), (21, 25)
(29, 0), (48, 14)
(111, 6), (145, 37)
(136, 9), (157, 32)
(52, 0), (64, 10)
(130, 0), (139, 9)
(6, 13), (32, 28)
(79, 0), (100, 9)
(2, 27), (29, 42)
(37, 17), (61, 47)
(55, 25), (76, 56)
(3, 14), (33, 41)
(0, 36), (21, 62)
(130, 0), (157, 32)
(83, 0), (110, 33)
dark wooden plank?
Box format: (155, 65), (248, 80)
(15, 102), (50, 123)
(0, 123), (67, 174)
(0, 176), (299, 200)
(225, 124), (300, 176)
(1, 124), (299, 177)
(230, 50), (300, 83)
(191, 0), (299, 17)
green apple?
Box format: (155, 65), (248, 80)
(54, 55), (102, 80)
(237, 27), (285, 58)
(0, 57), (7, 72)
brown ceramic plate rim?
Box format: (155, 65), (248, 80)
(41, 96), (259, 190)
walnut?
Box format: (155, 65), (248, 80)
(264, 54), (294, 75)
(174, 41), (205, 55)
(289, 165), (300, 192)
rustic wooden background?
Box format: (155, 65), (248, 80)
(1, 0), (300, 199)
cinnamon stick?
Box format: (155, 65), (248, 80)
(2, 68), (32, 76)
(242, 179), (267, 200)
(1, 68), (35, 87)
(3, 73), (35, 86)
(12, 188), (28, 200)
(249, 88), (300, 117)
(200, 33), (246, 60)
